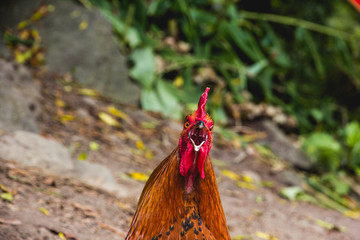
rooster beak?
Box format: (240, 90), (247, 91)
(196, 120), (205, 129)
(189, 120), (208, 152)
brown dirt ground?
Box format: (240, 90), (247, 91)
(0, 75), (359, 240)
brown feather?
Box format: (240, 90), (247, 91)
(125, 147), (230, 240)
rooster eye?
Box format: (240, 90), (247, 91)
(184, 121), (190, 129)
(209, 126), (213, 132)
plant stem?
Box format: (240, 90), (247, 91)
(240, 11), (356, 41)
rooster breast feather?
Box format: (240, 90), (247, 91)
(125, 148), (230, 239)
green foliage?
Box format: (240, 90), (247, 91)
(84, 0), (360, 127)
(345, 121), (360, 170)
(82, 0), (360, 176)
(302, 121), (360, 175)
(320, 173), (350, 196)
(129, 47), (156, 88)
(302, 132), (342, 172)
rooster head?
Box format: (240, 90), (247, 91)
(179, 87), (214, 180)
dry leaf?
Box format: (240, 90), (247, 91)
(14, 49), (33, 63)
(173, 75), (184, 88)
(78, 88), (98, 97)
(128, 172), (149, 182)
(64, 85), (72, 92)
(55, 99), (66, 108)
(0, 183), (10, 192)
(39, 207), (50, 216)
(1, 192), (13, 202)
(108, 105), (128, 119)
(89, 141), (99, 151)
(136, 140), (144, 150)
(77, 152), (87, 161)
(17, 20), (30, 29)
(232, 235), (251, 240)
(60, 114), (74, 124)
(71, 10), (80, 18)
(242, 174), (254, 183)
(79, 21), (88, 30)
(237, 181), (257, 191)
(98, 112), (120, 127)
(221, 169), (240, 181)
(343, 210), (360, 219)
(255, 231), (278, 240)
(315, 219), (346, 232)
(58, 232), (66, 240)
(144, 150), (154, 160)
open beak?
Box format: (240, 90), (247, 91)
(188, 120), (208, 152)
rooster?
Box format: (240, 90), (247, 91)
(126, 88), (230, 239)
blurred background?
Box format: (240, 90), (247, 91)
(1, 0), (360, 239)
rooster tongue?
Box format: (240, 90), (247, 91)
(188, 127), (208, 152)
(190, 138), (205, 151)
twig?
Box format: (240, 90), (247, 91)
(98, 221), (127, 238)
(0, 217), (21, 225)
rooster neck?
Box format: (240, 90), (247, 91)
(184, 151), (200, 193)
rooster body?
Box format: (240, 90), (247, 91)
(126, 88), (230, 239)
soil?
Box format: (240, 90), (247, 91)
(0, 75), (359, 240)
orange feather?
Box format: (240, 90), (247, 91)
(125, 148), (230, 239)
(126, 88), (230, 239)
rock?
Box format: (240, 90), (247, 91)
(258, 120), (313, 170)
(0, 130), (132, 198)
(73, 161), (130, 198)
(0, 131), (74, 173)
(0, 0), (140, 105)
(276, 169), (303, 186)
(0, 60), (40, 132)
(37, 0), (140, 104)
(0, 41), (11, 59)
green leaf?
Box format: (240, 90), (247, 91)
(220, 22), (264, 61)
(210, 107), (227, 125)
(345, 121), (360, 148)
(281, 186), (303, 201)
(321, 173), (350, 196)
(141, 80), (181, 119)
(129, 47), (156, 88)
(126, 28), (141, 48)
(310, 109), (324, 122)
(355, 167), (360, 177)
(296, 28), (325, 78)
(350, 141), (360, 166)
(246, 59), (269, 78)
(302, 132), (342, 172)
(141, 88), (163, 112)
(148, 0), (171, 16)
(101, 9), (141, 48)
(257, 67), (275, 101)
(156, 80), (181, 119)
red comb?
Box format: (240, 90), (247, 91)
(349, 0), (360, 12)
(196, 87), (210, 119)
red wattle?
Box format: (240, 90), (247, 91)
(179, 142), (194, 176)
(197, 144), (208, 179)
